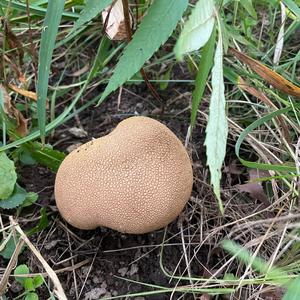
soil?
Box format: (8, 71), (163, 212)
(2, 72), (258, 299)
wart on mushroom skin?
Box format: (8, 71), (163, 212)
(54, 116), (193, 234)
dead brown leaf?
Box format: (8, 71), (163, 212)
(3, 19), (24, 66)
(102, 0), (132, 41)
(229, 47), (300, 98)
(236, 169), (272, 213)
(3, 54), (26, 84)
(0, 85), (28, 137)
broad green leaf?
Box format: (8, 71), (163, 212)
(190, 25), (216, 129)
(37, 0), (65, 144)
(33, 275), (44, 288)
(25, 293), (39, 300)
(26, 142), (66, 172)
(24, 278), (35, 292)
(99, 0), (189, 103)
(175, 0), (215, 60)
(0, 184), (27, 209)
(0, 152), (17, 199)
(14, 264), (29, 285)
(283, 275), (300, 300)
(235, 108), (296, 172)
(240, 0), (257, 19)
(21, 192), (39, 208)
(69, 0), (112, 34)
(0, 235), (19, 259)
(204, 30), (227, 214)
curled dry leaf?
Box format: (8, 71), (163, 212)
(102, 0), (132, 41)
(229, 47), (300, 98)
(0, 85), (28, 137)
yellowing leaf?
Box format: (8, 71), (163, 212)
(8, 84), (37, 101)
(230, 47), (300, 98)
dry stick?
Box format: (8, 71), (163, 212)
(10, 218), (67, 300)
(121, 0), (164, 108)
(0, 238), (25, 295)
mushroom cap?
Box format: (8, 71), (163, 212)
(54, 116), (193, 234)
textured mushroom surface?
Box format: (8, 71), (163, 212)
(55, 116), (193, 234)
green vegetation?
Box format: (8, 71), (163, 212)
(0, 0), (300, 299)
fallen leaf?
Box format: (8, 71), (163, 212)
(102, 0), (132, 41)
(0, 85), (28, 137)
(13, 110), (28, 137)
(229, 47), (300, 98)
(236, 169), (271, 211)
(8, 84), (37, 101)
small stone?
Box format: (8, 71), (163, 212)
(92, 276), (100, 284)
(101, 281), (107, 289)
(44, 240), (58, 250)
(69, 127), (88, 138)
(118, 267), (128, 277)
(84, 287), (107, 300)
(128, 264), (139, 276)
(66, 143), (83, 153)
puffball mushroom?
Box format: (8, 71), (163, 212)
(55, 116), (193, 234)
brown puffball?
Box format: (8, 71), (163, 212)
(55, 116), (193, 234)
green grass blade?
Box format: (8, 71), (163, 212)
(235, 107), (296, 172)
(0, 0), (78, 20)
(222, 240), (290, 285)
(98, 0), (188, 104)
(0, 86), (6, 146)
(283, 0), (300, 20)
(68, 0), (112, 35)
(190, 25), (216, 129)
(283, 275), (300, 300)
(204, 25), (227, 214)
(239, 0), (257, 19)
(37, 0), (65, 145)
(174, 0), (215, 60)
(0, 36), (118, 152)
